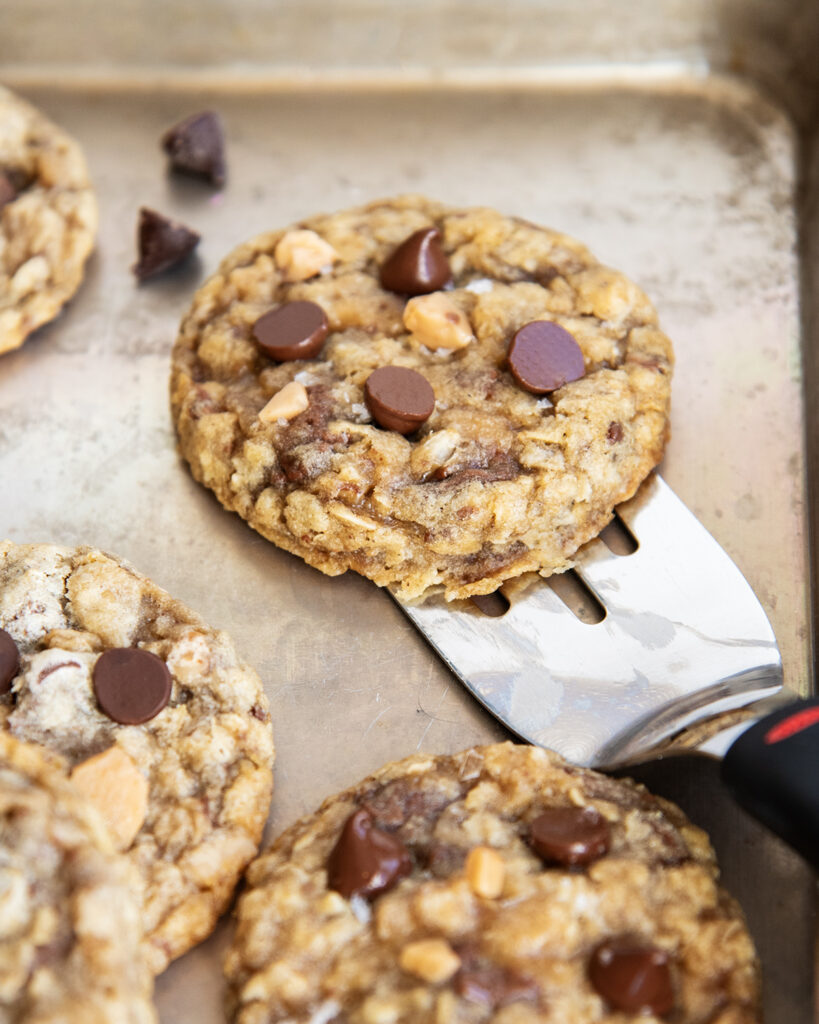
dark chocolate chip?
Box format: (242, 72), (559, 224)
(0, 172), (17, 209)
(589, 938), (674, 1016)
(92, 648), (172, 725)
(607, 421), (624, 443)
(132, 207), (200, 281)
(364, 366), (434, 434)
(530, 807), (610, 866)
(0, 629), (20, 695)
(327, 808), (412, 900)
(507, 321), (585, 394)
(253, 301), (329, 361)
(379, 227), (452, 296)
(161, 111), (226, 186)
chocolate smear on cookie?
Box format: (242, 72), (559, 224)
(0, 628), (19, 693)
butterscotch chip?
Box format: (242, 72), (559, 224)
(259, 381), (310, 423)
(170, 196), (673, 600)
(403, 292), (474, 350)
(0, 541), (275, 974)
(225, 744), (759, 1024)
(465, 845), (505, 898)
(274, 229), (338, 282)
(399, 939), (461, 983)
(0, 733), (156, 1023)
(0, 85), (97, 355)
(70, 746), (149, 851)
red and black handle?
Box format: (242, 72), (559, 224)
(721, 698), (819, 868)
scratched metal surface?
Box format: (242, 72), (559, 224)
(0, 32), (816, 1024)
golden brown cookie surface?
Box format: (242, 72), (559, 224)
(225, 743), (759, 1024)
(0, 85), (97, 354)
(0, 732), (156, 1023)
(171, 196), (672, 600)
(0, 541), (275, 974)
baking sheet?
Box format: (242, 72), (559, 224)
(0, 79), (815, 1020)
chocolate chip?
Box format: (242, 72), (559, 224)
(92, 648), (172, 725)
(507, 321), (585, 394)
(530, 806), (610, 866)
(161, 111), (226, 186)
(0, 629), (19, 695)
(379, 227), (452, 296)
(607, 421), (624, 443)
(253, 301), (329, 361)
(364, 366), (434, 434)
(132, 207), (200, 281)
(327, 808), (412, 900)
(0, 172), (16, 209)
(589, 938), (674, 1016)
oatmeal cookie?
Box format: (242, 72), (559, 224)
(171, 196), (672, 600)
(225, 743), (759, 1024)
(0, 732), (156, 1023)
(0, 541), (275, 974)
(0, 85), (97, 354)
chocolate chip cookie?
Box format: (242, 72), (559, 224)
(0, 85), (97, 354)
(0, 541), (275, 974)
(0, 732), (156, 1023)
(171, 196), (672, 600)
(225, 743), (759, 1024)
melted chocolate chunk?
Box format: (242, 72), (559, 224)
(364, 366), (434, 434)
(92, 648), (172, 725)
(327, 808), (411, 900)
(0, 172), (17, 209)
(379, 227), (452, 296)
(161, 111), (226, 186)
(507, 321), (585, 394)
(0, 629), (19, 694)
(589, 938), (674, 1016)
(530, 807), (611, 866)
(454, 947), (539, 1009)
(133, 207), (200, 281)
(253, 301), (329, 361)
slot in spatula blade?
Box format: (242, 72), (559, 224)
(395, 474), (782, 767)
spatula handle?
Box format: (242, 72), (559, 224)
(721, 698), (819, 867)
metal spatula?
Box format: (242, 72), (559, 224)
(395, 473), (819, 865)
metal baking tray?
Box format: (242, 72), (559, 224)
(1, 1), (817, 1020)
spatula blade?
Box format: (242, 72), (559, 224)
(395, 474), (782, 767)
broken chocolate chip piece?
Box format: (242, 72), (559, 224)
(530, 806), (610, 866)
(0, 629), (19, 694)
(364, 365), (435, 434)
(327, 807), (411, 900)
(92, 647), (172, 725)
(589, 938), (674, 1016)
(253, 300), (329, 361)
(380, 227), (452, 296)
(0, 172), (17, 209)
(507, 320), (585, 394)
(133, 207), (200, 281)
(161, 111), (226, 186)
